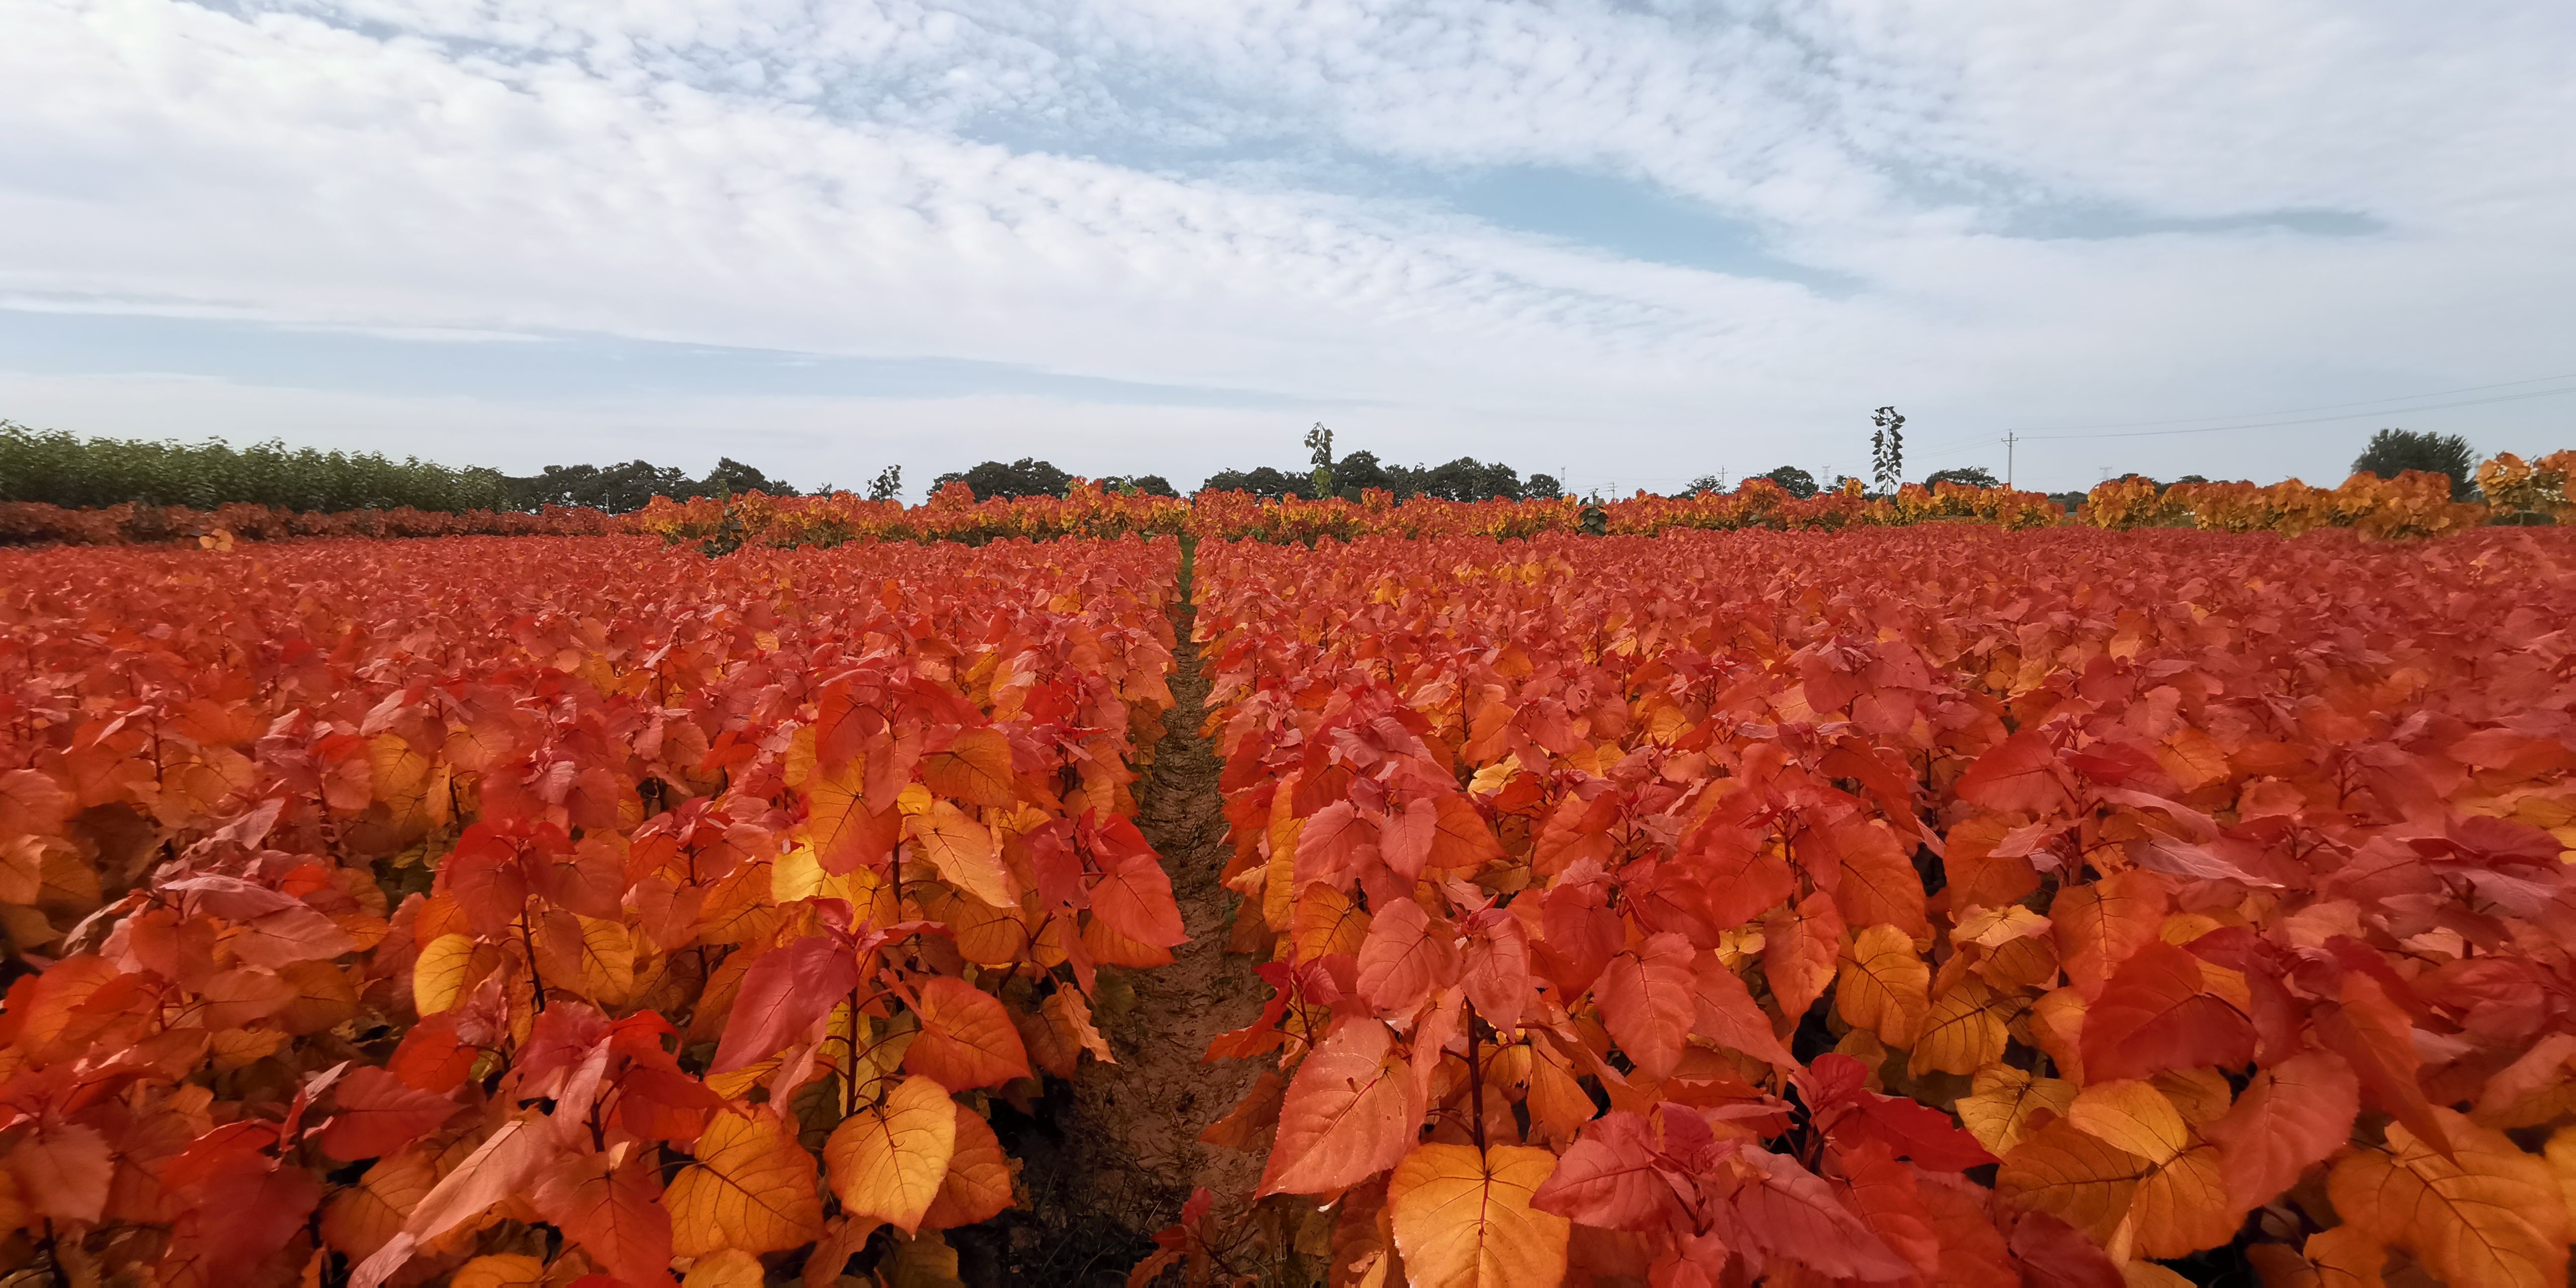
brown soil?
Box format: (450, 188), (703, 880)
(955, 551), (1268, 1285)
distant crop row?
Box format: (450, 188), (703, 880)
(2, 454), (2569, 549)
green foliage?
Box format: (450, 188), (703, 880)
(1, 422), (510, 512)
(1305, 422), (1335, 498)
(1760, 465), (1819, 499)
(2353, 428), (2476, 499)
(1925, 465), (2000, 489)
(1102, 474), (1178, 497)
(1869, 406), (1905, 495)
(0, 423), (809, 514)
(867, 465), (904, 502)
(502, 458), (797, 512)
(931, 457), (1075, 501)
(1198, 465), (1314, 500)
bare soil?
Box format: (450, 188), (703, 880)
(955, 556), (1268, 1285)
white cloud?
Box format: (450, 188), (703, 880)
(1, 0), (2570, 492)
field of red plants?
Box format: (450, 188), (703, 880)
(6, 520), (2576, 1287)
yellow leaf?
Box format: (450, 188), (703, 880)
(1958, 1066), (2076, 1158)
(824, 1075), (957, 1236)
(450, 1254), (545, 1288)
(920, 727), (1016, 808)
(667, 1110), (825, 1257)
(906, 801), (1014, 909)
(1907, 978), (2014, 1078)
(2326, 1108), (2569, 1288)
(1836, 923), (1928, 1048)
(2068, 1081), (2190, 1166)
(1386, 1143), (1569, 1288)
(2128, 1142), (2235, 1259)
(681, 1248), (766, 1288)
(413, 933), (474, 1015)
(1996, 1116), (2148, 1246)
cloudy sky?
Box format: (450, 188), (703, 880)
(4, 0), (2571, 497)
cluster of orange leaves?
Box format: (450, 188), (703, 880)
(1179, 524), (2576, 1287)
(2077, 471), (2494, 539)
(0, 533), (1187, 1285)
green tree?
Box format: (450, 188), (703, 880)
(1869, 407), (1906, 495)
(1924, 465), (2000, 489)
(1759, 465), (1819, 499)
(2352, 429), (2476, 500)
(931, 458), (1074, 500)
(866, 465), (903, 502)
(1305, 423), (1335, 498)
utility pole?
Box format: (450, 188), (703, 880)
(2005, 432), (2017, 489)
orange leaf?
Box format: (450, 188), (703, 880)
(2207, 1050), (2360, 1212)
(920, 727), (1016, 808)
(2327, 1109), (2568, 1288)
(1835, 923), (1929, 1049)
(920, 1104), (1015, 1230)
(804, 758), (902, 875)
(907, 800), (1014, 909)
(1387, 1143), (1570, 1288)
(1995, 1116), (2146, 1247)
(1762, 892), (1842, 1025)
(667, 1109), (825, 1257)
(2051, 869), (2169, 1001)
(1257, 1019), (1420, 1197)
(1199, 1072), (1287, 1152)
(825, 1074), (956, 1236)
(905, 976), (1034, 1090)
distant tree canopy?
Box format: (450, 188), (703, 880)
(931, 458), (1074, 501)
(1201, 449), (1548, 502)
(2353, 429), (2476, 500)
(1760, 466), (1819, 500)
(0, 424), (809, 514)
(500, 458), (799, 513)
(1924, 466), (2001, 489)
(1102, 474), (1179, 497)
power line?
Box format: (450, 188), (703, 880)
(2015, 384), (2576, 441)
(2000, 371), (2576, 433)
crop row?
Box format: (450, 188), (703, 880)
(7, 451), (2572, 552)
(0, 534), (1183, 1285)
(1181, 524), (2576, 1286)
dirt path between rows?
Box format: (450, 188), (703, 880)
(961, 547), (1267, 1285)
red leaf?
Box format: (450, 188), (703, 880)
(711, 935), (861, 1076)
(1090, 849), (1187, 949)
(1528, 1111), (1685, 1232)
(1595, 933), (1696, 1081)
(2315, 971), (2452, 1160)
(533, 1146), (675, 1288)
(2206, 1049), (2360, 1211)
(1958, 731), (2074, 815)
(1354, 896), (1461, 1014)
(319, 1067), (463, 1162)
(1256, 1019), (1420, 1197)
(2080, 940), (2255, 1081)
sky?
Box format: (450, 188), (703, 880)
(3, 0), (2572, 499)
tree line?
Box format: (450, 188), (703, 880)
(3, 419), (2485, 515)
